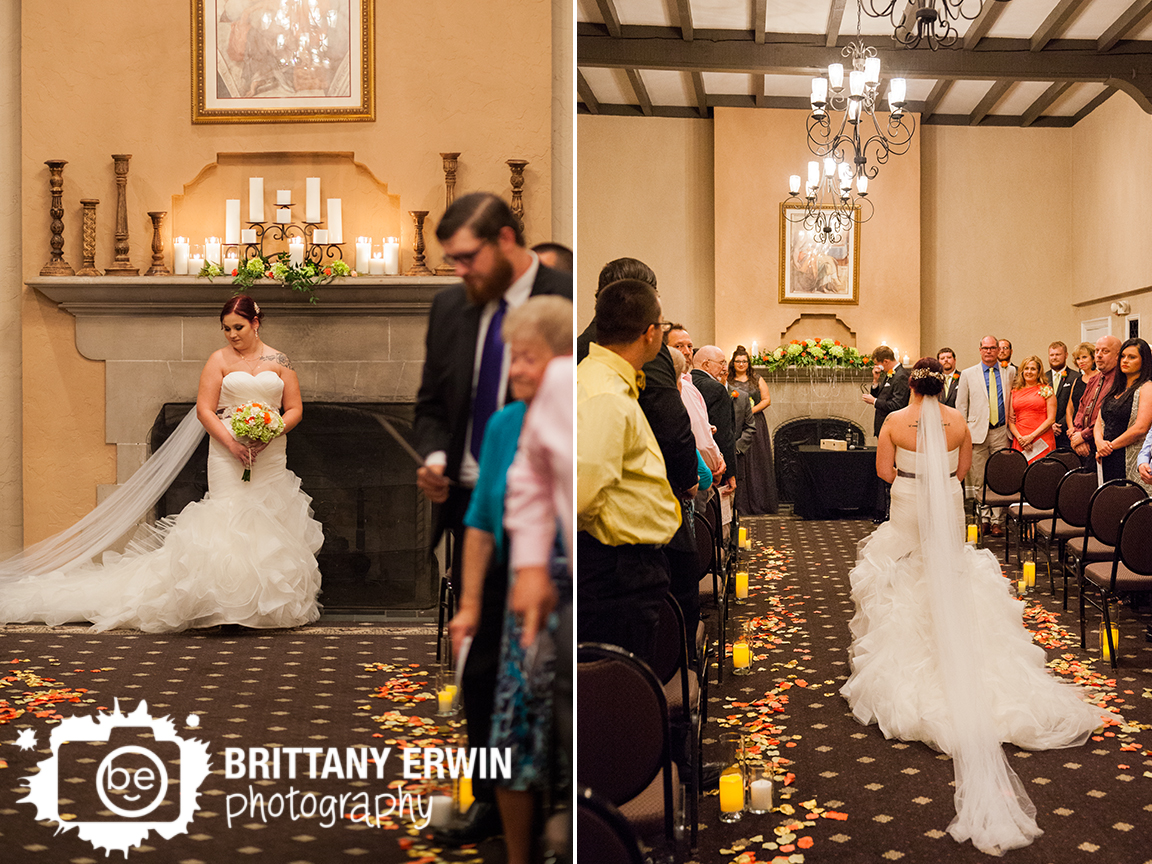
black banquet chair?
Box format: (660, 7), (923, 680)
(577, 785), (646, 864)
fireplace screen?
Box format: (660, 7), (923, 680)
(151, 403), (434, 612)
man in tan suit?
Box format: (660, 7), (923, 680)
(956, 335), (1015, 534)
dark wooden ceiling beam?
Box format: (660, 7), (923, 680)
(969, 80), (1012, 125)
(1098, 0), (1152, 52)
(577, 70), (600, 115)
(673, 0), (693, 41)
(921, 78), (953, 120)
(594, 0), (622, 39)
(626, 68), (653, 116)
(826, 0), (847, 48)
(578, 31), (1152, 110)
(754, 0), (767, 45)
(1030, 0), (1089, 52)
(1073, 86), (1116, 122)
(963, 0), (1009, 50)
(1020, 81), (1071, 126)
(691, 71), (709, 117)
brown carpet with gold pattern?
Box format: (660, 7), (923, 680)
(0, 623), (508, 864)
(692, 516), (1152, 864)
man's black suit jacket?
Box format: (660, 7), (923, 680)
(692, 369), (736, 481)
(870, 365), (911, 436)
(414, 264), (572, 538)
(1049, 367), (1074, 448)
(941, 371), (961, 408)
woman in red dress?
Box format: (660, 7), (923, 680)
(1008, 355), (1057, 462)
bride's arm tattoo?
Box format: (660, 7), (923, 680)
(261, 352), (294, 370)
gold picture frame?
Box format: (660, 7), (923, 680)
(192, 0), (375, 124)
(779, 203), (861, 305)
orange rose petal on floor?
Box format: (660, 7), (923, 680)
(798, 836), (814, 849)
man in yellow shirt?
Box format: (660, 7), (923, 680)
(577, 278), (681, 664)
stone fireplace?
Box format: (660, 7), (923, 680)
(30, 274), (452, 612)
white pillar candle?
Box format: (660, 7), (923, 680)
(222, 253), (240, 274)
(355, 236), (371, 274)
(370, 252), (385, 275)
(750, 778), (774, 811)
(225, 199), (241, 244)
(312, 229), (329, 245)
(249, 177), (264, 222)
(427, 794), (454, 828)
(288, 238), (305, 267)
(204, 237), (221, 266)
(305, 178), (321, 223)
(326, 199), (342, 243)
(383, 236), (400, 275)
(172, 237), (189, 275)
(188, 254), (205, 274)
(275, 208), (291, 224)
(241, 228), (257, 244)
(277, 189), (291, 206)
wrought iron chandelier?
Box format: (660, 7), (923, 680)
(806, 0), (914, 183)
(783, 157), (873, 247)
(863, 0), (1013, 51)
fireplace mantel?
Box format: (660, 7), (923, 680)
(28, 274), (455, 318)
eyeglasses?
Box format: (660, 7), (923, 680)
(979, 345), (998, 352)
(443, 240), (491, 268)
(651, 321), (674, 332)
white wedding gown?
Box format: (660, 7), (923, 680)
(841, 398), (1106, 855)
(0, 371), (323, 632)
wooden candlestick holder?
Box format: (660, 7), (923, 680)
(146, 211), (171, 276)
(40, 160), (75, 276)
(105, 154), (139, 276)
(436, 152), (461, 275)
(406, 211), (433, 276)
(507, 159), (528, 234)
(76, 198), (103, 276)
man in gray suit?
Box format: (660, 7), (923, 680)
(956, 335), (1015, 535)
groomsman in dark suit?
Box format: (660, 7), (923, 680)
(863, 345), (910, 521)
(938, 347), (961, 408)
(415, 192), (571, 844)
(1047, 341), (1074, 451)
(692, 345), (737, 493)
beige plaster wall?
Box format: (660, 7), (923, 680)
(1, 3), (21, 555)
(21, 0), (557, 543)
(714, 108), (921, 359)
(552, 0), (573, 247)
(577, 114), (715, 341)
(920, 124), (1075, 367)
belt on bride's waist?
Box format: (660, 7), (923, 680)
(896, 469), (958, 479)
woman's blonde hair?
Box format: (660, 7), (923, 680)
(501, 295), (573, 355)
(1072, 341), (1096, 370)
(1012, 355), (1045, 389)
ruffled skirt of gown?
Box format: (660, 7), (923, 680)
(840, 473), (1103, 754)
(0, 428), (323, 633)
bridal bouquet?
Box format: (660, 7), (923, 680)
(230, 402), (285, 481)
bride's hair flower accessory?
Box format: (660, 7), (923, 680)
(252, 301), (261, 314)
(910, 368), (947, 383)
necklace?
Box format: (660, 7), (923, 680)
(233, 340), (264, 371)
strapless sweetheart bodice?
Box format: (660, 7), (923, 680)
(220, 370), (284, 410)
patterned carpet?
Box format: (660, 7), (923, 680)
(692, 515), (1152, 864)
(0, 622), (508, 864)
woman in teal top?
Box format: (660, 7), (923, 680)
(449, 295), (572, 864)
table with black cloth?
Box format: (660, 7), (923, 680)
(793, 445), (878, 520)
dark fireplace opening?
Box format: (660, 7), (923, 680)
(773, 417), (867, 505)
(151, 402), (434, 613)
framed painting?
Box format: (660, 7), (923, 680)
(192, 0), (375, 124)
(779, 203), (861, 305)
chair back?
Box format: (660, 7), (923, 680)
(1086, 480), (1147, 547)
(576, 643), (673, 812)
(1051, 449), (1082, 472)
(1020, 456), (1066, 511)
(1055, 468), (1099, 528)
(1118, 497), (1152, 576)
(577, 785), (646, 864)
(650, 594), (688, 686)
(984, 448), (1028, 498)
(694, 512), (715, 580)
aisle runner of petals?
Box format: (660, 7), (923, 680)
(700, 538), (1152, 864)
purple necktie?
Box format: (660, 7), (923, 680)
(471, 298), (508, 460)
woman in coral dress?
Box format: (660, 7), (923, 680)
(1008, 355), (1057, 463)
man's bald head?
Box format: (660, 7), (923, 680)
(694, 345), (726, 380)
(1095, 335), (1122, 373)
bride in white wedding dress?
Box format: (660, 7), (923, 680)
(841, 357), (1107, 856)
(0, 295), (322, 632)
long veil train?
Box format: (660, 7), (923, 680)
(915, 395), (1041, 855)
(0, 407), (204, 584)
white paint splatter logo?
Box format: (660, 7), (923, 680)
(19, 700), (211, 856)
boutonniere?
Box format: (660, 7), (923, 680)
(952, 372), (960, 381)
